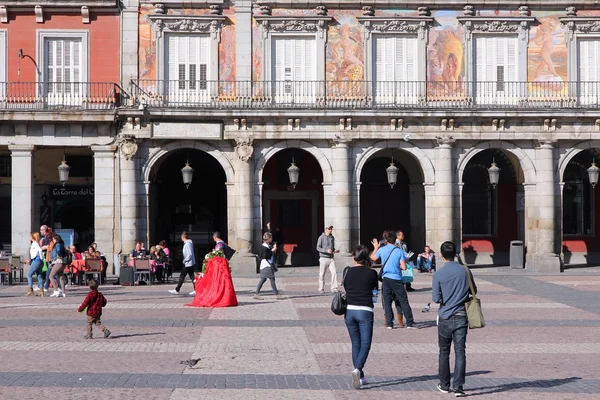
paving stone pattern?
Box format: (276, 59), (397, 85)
(0, 269), (599, 399)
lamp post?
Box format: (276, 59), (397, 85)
(287, 158), (300, 190)
(181, 161), (194, 189)
(488, 159), (500, 188)
(57, 156), (70, 187)
(588, 160), (600, 188)
(386, 156), (399, 188)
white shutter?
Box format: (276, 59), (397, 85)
(579, 39), (600, 102)
(272, 37), (315, 100)
(0, 31), (7, 84)
(475, 36), (518, 102)
(45, 38), (82, 102)
(166, 34), (210, 100)
(373, 35), (418, 102)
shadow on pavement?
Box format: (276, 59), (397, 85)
(109, 332), (166, 339)
(365, 370), (493, 390)
(466, 376), (582, 396)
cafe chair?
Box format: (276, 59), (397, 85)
(0, 258), (10, 285)
(134, 259), (153, 285)
(84, 259), (103, 285)
(10, 256), (23, 284)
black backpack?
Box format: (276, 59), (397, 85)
(223, 245), (236, 261)
(62, 248), (73, 265)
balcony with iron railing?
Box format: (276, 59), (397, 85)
(0, 82), (123, 111)
(129, 79), (600, 110)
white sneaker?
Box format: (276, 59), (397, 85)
(351, 369), (361, 389)
(168, 289), (179, 295)
(189, 291), (196, 296)
(58, 292), (66, 298)
(50, 291), (60, 297)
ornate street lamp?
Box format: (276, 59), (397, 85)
(386, 156), (399, 188)
(287, 157), (300, 189)
(488, 158), (501, 188)
(588, 160), (599, 188)
(57, 154), (70, 187)
(181, 161), (194, 189)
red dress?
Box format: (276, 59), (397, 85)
(186, 256), (238, 307)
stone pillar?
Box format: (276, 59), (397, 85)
(235, 0), (253, 83)
(9, 145), (34, 259)
(424, 183), (436, 250)
(330, 140), (352, 259)
(433, 136), (456, 253)
(528, 140), (561, 272)
(121, 0), (140, 84)
(408, 184), (425, 252)
(118, 136), (139, 257)
(92, 145), (116, 274)
(229, 138), (256, 273)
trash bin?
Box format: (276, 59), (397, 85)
(120, 266), (135, 286)
(509, 240), (524, 269)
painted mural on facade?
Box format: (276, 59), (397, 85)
(428, 11), (465, 98)
(138, 5), (236, 84)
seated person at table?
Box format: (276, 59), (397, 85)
(149, 246), (168, 283)
(85, 246), (95, 259)
(129, 242), (147, 260)
(417, 245), (435, 273)
(70, 246), (82, 261)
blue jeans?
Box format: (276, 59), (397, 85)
(438, 314), (468, 391)
(27, 258), (43, 288)
(344, 309), (374, 377)
(417, 257), (433, 271)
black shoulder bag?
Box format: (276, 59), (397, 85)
(331, 267), (350, 316)
(378, 247), (398, 282)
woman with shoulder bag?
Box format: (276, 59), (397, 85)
(344, 244), (379, 390)
(25, 232), (44, 296)
(254, 232), (285, 300)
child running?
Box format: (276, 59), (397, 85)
(77, 279), (111, 339)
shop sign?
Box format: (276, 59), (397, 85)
(51, 186), (94, 197)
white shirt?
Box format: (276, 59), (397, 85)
(30, 241), (43, 260)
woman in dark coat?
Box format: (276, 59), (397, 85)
(254, 232), (285, 300)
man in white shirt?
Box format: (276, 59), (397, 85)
(169, 232), (196, 295)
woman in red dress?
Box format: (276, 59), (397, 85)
(186, 255), (237, 308)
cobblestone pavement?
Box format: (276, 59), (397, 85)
(1, 269), (600, 399)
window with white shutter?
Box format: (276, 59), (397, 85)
(474, 36), (517, 103)
(578, 39), (600, 104)
(44, 37), (83, 103)
(372, 35), (417, 104)
(166, 34), (210, 104)
(0, 30), (6, 98)
(272, 36), (315, 103)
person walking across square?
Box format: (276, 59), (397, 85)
(316, 225), (339, 293)
(78, 279), (111, 339)
(169, 231), (196, 295)
(433, 241), (477, 397)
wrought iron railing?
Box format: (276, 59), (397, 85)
(128, 80), (600, 110)
(0, 82), (122, 110)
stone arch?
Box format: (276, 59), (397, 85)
(558, 140), (600, 182)
(354, 140), (435, 184)
(457, 141), (536, 185)
(142, 140), (235, 183)
(254, 140), (333, 183)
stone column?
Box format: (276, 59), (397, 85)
(408, 183), (425, 251)
(528, 140), (561, 272)
(92, 145), (116, 274)
(121, 0), (140, 84)
(118, 136), (139, 257)
(229, 138), (256, 273)
(330, 140), (352, 257)
(9, 145), (34, 259)
(433, 136), (456, 252)
(235, 0), (253, 84)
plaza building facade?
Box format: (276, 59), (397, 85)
(3, 0), (600, 273)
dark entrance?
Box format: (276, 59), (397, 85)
(360, 156), (411, 247)
(149, 149), (227, 268)
(262, 148), (324, 266)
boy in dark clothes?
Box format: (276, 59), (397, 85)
(78, 279), (111, 339)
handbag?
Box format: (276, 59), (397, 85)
(401, 262), (414, 283)
(377, 247), (398, 282)
(461, 264), (485, 329)
(331, 267), (349, 315)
